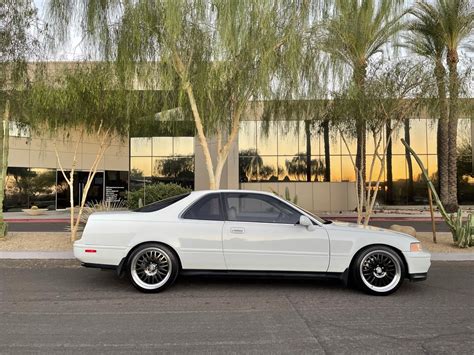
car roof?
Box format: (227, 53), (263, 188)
(190, 189), (276, 197)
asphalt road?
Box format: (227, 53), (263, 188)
(7, 220), (451, 232)
(0, 260), (472, 354)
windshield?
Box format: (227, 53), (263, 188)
(134, 193), (190, 212)
(284, 200), (332, 224)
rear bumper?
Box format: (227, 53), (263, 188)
(74, 242), (127, 266)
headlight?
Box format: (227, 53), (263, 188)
(410, 242), (423, 252)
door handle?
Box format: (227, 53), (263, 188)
(230, 227), (245, 234)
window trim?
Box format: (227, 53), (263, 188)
(180, 193), (225, 221)
(222, 192), (305, 225)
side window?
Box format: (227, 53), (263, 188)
(224, 193), (301, 224)
(182, 194), (223, 221)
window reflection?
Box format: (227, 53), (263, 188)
(130, 157), (152, 179)
(330, 156), (342, 182)
(278, 121), (300, 156)
(408, 119), (428, 154)
(256, 122), (277, 156)
(152, 137), (173, 156)
(280, 155), (304, 181)
(239, 121), (257, 153)
(237, 118), (463, 203)
(255, 156), (278, 181)
(458, 119), (471, 148)
(130, 137), (152, 156)
(427, 120), (437, 154)
(174, 137), (194, 156)
(3, 167), (56, 211)
(341, 156), (355, 182)
(153, 157), (194, 183)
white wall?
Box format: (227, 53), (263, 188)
(241, 181), (357, 213)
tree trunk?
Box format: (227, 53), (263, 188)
(71, 133), (110, 241)
(354, 63), (367, 208)
(434, 60), (449, 207)
(385, 121), (393, 204)
(322, 119), (330, 182)
(0, 100), (10, 237)
(305, 120), (312, 182)
(355, 122), (366, 208)
(446, 49), (459, 212)
(405, 119), (414, 203)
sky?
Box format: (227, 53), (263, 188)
(33, 0), (472, 95)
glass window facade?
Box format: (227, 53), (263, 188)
(4, 167), (56, 211)
(239, 118), (474, 205)
(130, 136), (194, 191)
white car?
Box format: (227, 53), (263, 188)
(74, 190), (430, 295)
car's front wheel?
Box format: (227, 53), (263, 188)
(127, 243), (179, 293)
(352, 246), (405, 296)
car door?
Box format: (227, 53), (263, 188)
(222, 192), (330, 272)
(178, 193), (227, 270)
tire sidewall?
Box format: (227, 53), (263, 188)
(352, 245), (405, 296)
(127, 243), (179, 293)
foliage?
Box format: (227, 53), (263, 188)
(24, 63), (160, 139)
(402, 139), (473, 248)
(128, 183), (191, 210)
(329, 60), (429, 224)
(0, 0), (42, 237)
(47, 0), (310, 189)
(79, 200), (128, 225)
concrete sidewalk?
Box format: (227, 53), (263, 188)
(0, 250), (472, 261)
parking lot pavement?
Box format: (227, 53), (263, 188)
(0, 260), (473, 354)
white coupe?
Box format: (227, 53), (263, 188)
(74, 190), (431, 295)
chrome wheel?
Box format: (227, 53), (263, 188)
(130, 247), (172, 290)
(359, 250), (401, 293)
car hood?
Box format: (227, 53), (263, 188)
(324, 220), (419, 241)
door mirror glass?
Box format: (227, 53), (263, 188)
(299, 215), (316, 231)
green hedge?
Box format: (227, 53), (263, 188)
(128, 183), (191, 209)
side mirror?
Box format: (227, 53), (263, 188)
(299, 215), (316, 231)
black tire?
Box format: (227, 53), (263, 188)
(352, 246), (405, 296)
(127, 243), (179, 293)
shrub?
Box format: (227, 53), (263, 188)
(128, 183), (191, 209)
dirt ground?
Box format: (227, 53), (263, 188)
(0, 232), (72, 251)
(0, 231), (472, 253)
(415, 232), (473, 253)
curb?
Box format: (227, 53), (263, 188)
(4, 219), (69, 223)
(430, 253), (474, 261)
(0, 251), (74, 259)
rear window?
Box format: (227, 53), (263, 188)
(134, 193), (191, 212)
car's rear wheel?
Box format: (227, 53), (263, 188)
(127, 243), (179, 293)
(352, 246), (405, 296)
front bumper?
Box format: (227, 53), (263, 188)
(408, 272), (428, 282)
(403, 251), (431, 280)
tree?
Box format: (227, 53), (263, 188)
(0, 0), (41, 237)
(25, 63), (160, 240)
(47, 0), (308, 189)
(330, 61), (427, 225)
(318, 0), (407, 205)
(437, 0), (474, 211)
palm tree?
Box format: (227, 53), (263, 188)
(437, 0), (473, 211)
(405, 0), (473, 211)
(404, 0), (449, 206)
(319, 0), (407, 204)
